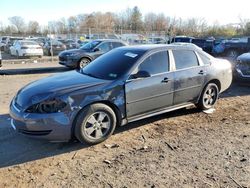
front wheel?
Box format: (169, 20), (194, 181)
(78, 58), (90, 69)
(198, 83), (219, 110)
(74, 103), (117, 144)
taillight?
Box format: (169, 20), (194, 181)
(21, 46), (28, 49)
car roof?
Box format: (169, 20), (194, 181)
(118, 43), (203, 52)
(93, 39), (125, 43)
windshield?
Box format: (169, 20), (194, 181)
(80, 40), (101, 50)
(81, 48), (145, 80)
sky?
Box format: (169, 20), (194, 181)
(0, 0), (250, 26)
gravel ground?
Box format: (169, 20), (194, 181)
(0, 72), (249, 188)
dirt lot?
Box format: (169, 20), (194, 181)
(0, 72), (249, 188)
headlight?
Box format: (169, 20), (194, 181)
(25, 99), (67, 113)
(66, 52), (79, 56)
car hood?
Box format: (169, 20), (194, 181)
(15, 71), (109, 109)
(237, 53), (250, 63)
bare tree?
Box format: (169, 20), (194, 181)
(8, 16), (25, 33)
(67, 16), (78, 34)
(27, 21), (40, 34)
(144, 13), (157, 32)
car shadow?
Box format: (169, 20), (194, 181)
(0, 83), (248, 168)
(220, 82), (250, 99)
(0, 107), (201, 169)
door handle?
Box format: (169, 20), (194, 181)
(161, 77), (171, 83)
(198, 70), (206, 75)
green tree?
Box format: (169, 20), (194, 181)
(130, 6), (143, 33)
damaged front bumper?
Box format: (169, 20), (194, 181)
(9, 100), (74, 142)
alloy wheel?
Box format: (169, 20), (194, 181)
(83, 111), (111, 140)
(203, 86), (217, 108)
(79, 58), (90, 69)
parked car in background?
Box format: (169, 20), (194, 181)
(171, 36), (214, 54)
(59, 39), (127, 69)
(4, 37), (23, 53)
(171, 36), (194, 43)
(148, 37), (167, 44)
(121, 34), (147, 45)
(43, 40), (66, 56)
(0, 50), (2, 67)
(58, 39), (78, 49)
(77, 40), (90, 48)
(10, 40), (43, 58)
(27, 37), (46, 47)
(0, 36), (8, 51)
(234, 52), (250, 82)
(192, 38), (214, 54)
(213, 37), (250, 60)
(86, 33), (119, 40)
(10, 43), (232, 144)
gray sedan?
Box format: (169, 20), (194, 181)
(10, 44), (232, 144)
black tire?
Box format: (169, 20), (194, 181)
(198, 83), (219, 110)
(74, 103), (117, 144)
(78, 57), (90, 69)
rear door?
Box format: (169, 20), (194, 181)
(125, 50), (174, 118)
(171, 49), (205, 105)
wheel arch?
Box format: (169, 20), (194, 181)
(197, 79), (221, 104)
(78, 56), (92, 63)
(71, 100), (122, 139)
(206, 79), (221, 92)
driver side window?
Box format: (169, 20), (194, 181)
(138, 51), (169, 75)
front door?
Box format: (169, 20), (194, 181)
(92, 42), (111, 59)
(125, 50), (174, 118)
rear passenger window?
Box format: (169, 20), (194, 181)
(198, 53), (211, 65)
(172, 50), (199, 70)
(138, 51), (169, 75)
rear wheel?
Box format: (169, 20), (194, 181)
(74, 103), (117, 144)
(198, 83), (219, 110)
(78, 57), (90, 69)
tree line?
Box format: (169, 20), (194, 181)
(1, 6), (250, 38)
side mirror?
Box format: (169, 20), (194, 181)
(93, 48), (100, 52)
(132, 70), (151, 79)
